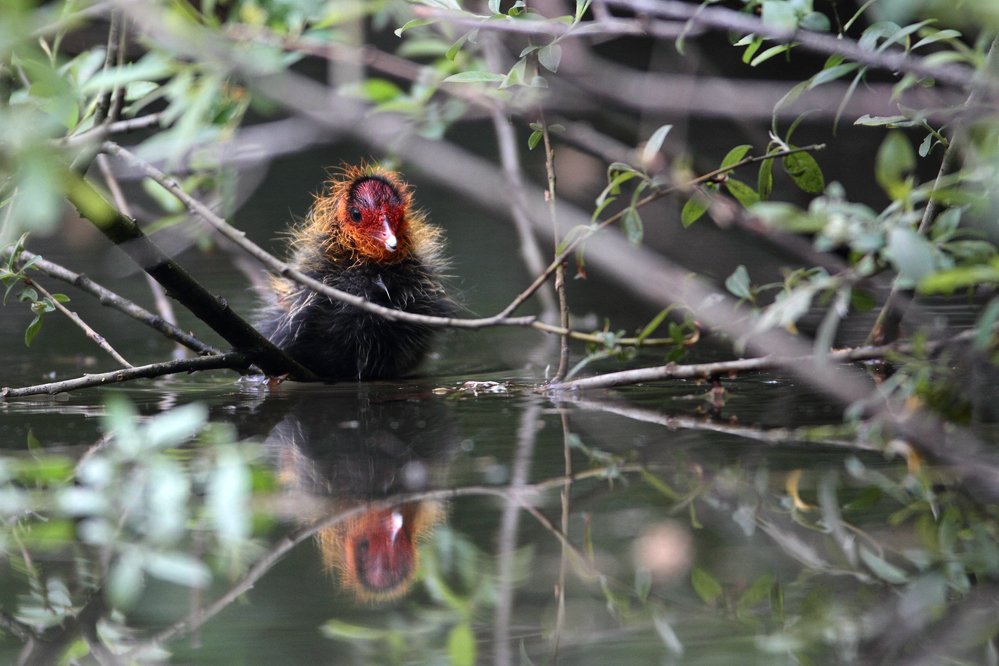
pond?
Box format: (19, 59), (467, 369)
(2, 139), (997, 666)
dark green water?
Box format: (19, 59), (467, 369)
(0, 146), (995, 666)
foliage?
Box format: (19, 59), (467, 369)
(0, 397), (261, 632)
(3, 0), (999, 662)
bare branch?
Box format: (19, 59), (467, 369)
(550, 329), (981, 391)
(0, 352), (249, 398)
(25, 277), (133, 368)
(538, 110), (571, 381)
(62, 113), (164, 149)
(5, 248), (219, 355)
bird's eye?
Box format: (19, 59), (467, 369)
(349, 207), (362, 223)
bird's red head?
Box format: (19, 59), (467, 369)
(318, 501), (444, 603)
(312, 165), (417, 264)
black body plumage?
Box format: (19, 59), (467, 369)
(255, 168), (453, 381)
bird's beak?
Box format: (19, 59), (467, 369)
(381, 216), (397, 252)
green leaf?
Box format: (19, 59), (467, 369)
(681, 193), (710, 227)
(809, 62), (860, 89)
(143, 551), (211, 588)
(538, 44), (563, 72)
(641, 468), (682, 499)
(721, 144), (752, 169)
(321, 619), (390, 640)
(488, 0), (501, 13)
(446, 31), (474, 61)
(737, 573), (776, 614)
(854, 114), (917, 127)
(622, 207), (643, 246)
(691, 567), (723, 603)
(740, 34), (765, 64)
(443, 71), (505, 83)
(528, 130), (543, 150)
(751, 43), (791, 67)
(783, 150), (825, 193)
(918, 262), (999, 295)
(142, 178), (184, 214)
(643, 124), (673, 163)
(107, 551), (144, 610)
(758, 157), (774, 201)
(80, 54), (176, 94)
(17, 286), (38, 303)
(800, 11), (830, 31)
(885, 227), (936, 289)
(448, 622), (477, 666)
(725, 178), (760, 207)
(850, 289), (876, 312)
(761, 1), (798, 31)
(875, 130), (916, 198)
(859, 546), (909, 584)
(395, 17), (439, 36)
(355, 78), (403, 103)
(530, 76), (548, 88)
(912, 29), (962, 50)
(637, 307), (673, 342)
(635, 568), (652, 603)
(144, 403), (208, 449)
(975, 298), (999, 350)
(725, 265), (753, 301)
(24, 314), (42, 346)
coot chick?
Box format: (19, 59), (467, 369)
(256, 165), (453, 380)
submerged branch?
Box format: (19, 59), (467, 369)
(0, 352), (250, 398)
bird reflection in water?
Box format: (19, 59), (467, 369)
(260, 391), (457, 602)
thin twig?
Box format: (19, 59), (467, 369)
(548, 328), (981, 392)
(484, 37), (558, 323)
(415, 9), (647, 37)
(25, 277), (133, 368)
(93, 12), (122, 126)
(4, 248), (218, 355)
(62, 113), (164, 148)
(96, 153), (187, 359)
(108, 16), (128, 123)
(540, 110), (571, 381)
(0, 352), (250, 398)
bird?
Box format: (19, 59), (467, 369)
(256, 164), (454, 380)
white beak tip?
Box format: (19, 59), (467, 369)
(385, 235), (398, 251)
